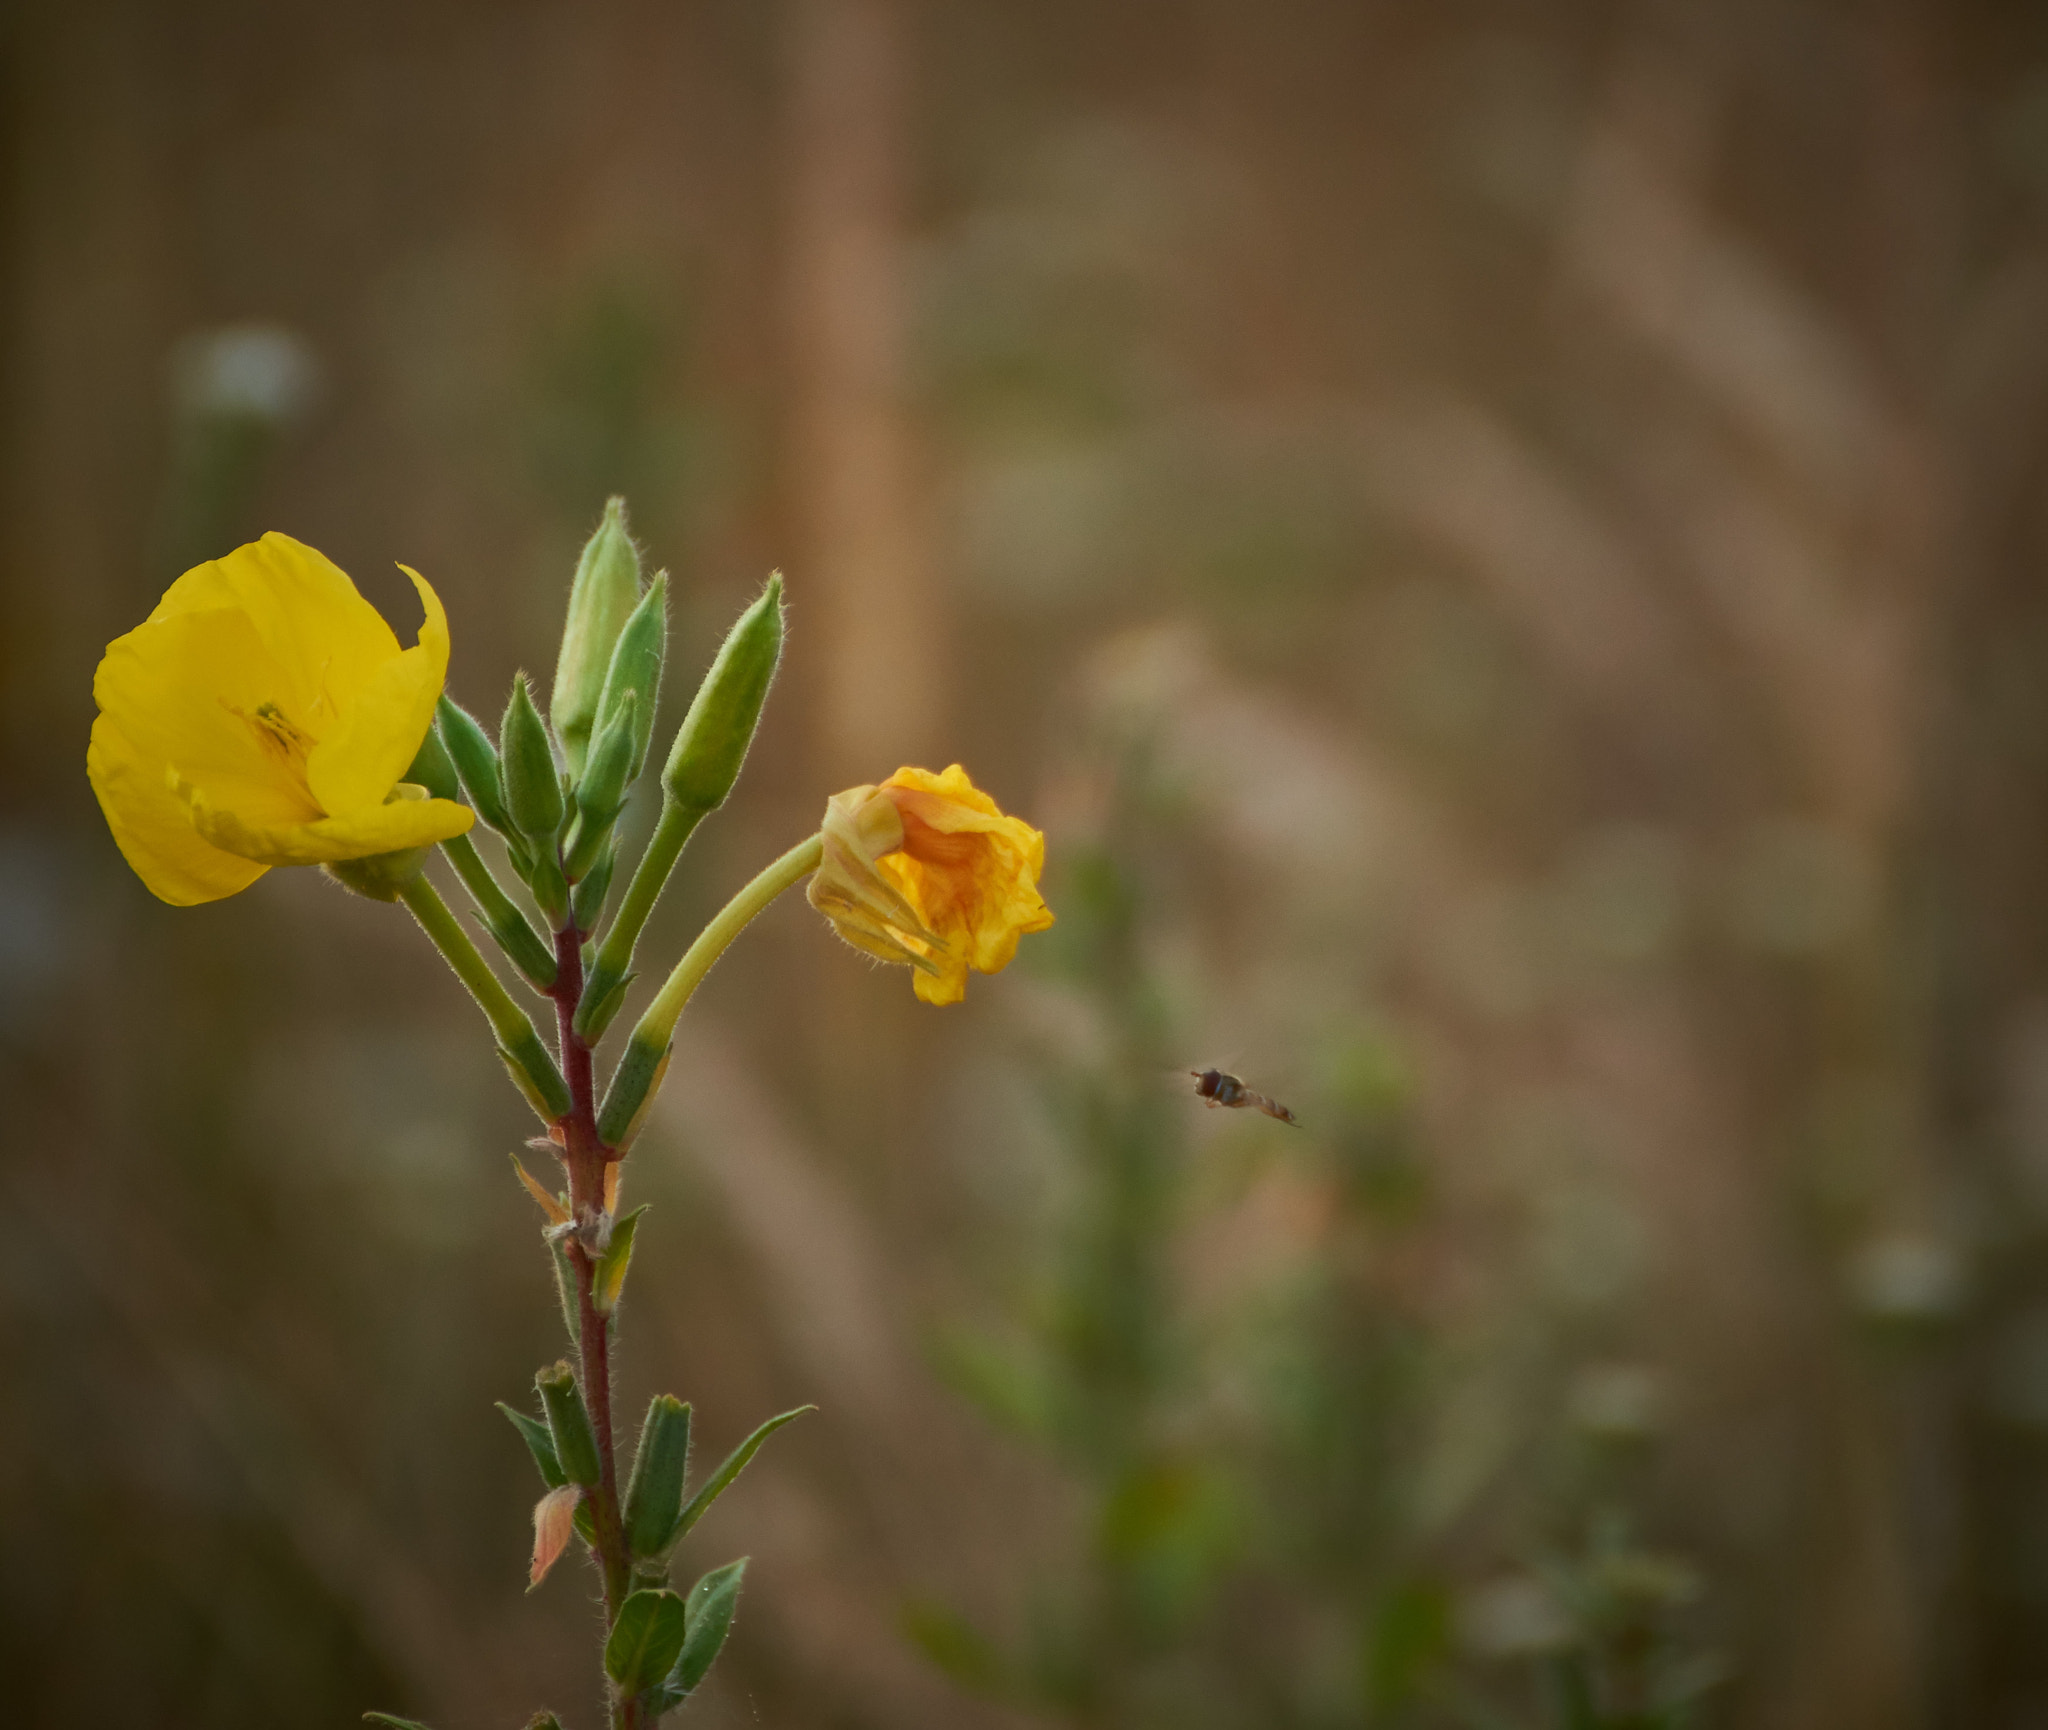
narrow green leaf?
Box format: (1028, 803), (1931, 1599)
(675, 1406), (815, 1541)
(604, 1587), (690, 1693)
(497, 1401), (567, 1490)
(363, 1716), (435, 1730)
(594, 1204), (650, 1316)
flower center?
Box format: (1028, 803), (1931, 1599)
(227, 698), (318, 801)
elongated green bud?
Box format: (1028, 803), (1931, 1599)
(577, 692), (638, 829)
(662, 574), (784, 812)
(536, 1360), (603, 1488)
(437, 696), (518, 838)
(404, 724), (462, 804)
(500, 675), (564, 839)
(623, 1395), (694, 1559)
(553, 497), (644, 775)
(596, 574), (666, 782)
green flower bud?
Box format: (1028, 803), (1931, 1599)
(536, 1360), (603, 1488)
(595, 574), (666, 783)
(576, 691), (638, 834)
(500, 675), (564, 840)
(404, 723), (463, 805)
(622, 1395), (694, 1559)
(437, 696), (518, 839)
(662, 574), (784, 812)
(552, 497), (644, 775)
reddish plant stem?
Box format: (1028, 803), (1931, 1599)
(548, 916), (642, 1726)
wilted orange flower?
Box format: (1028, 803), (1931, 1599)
(808, 764), (1053, 1005)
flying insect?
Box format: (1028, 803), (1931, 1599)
(1189, 1068), (1300, 1126)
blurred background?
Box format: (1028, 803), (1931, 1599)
(6, 0), (2048, 1725)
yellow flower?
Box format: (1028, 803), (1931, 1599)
(88, 532), (474, 905)
(808, 764), (1053, 1004)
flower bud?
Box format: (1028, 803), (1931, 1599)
(500, 674), (565, 840)
(536, 1360), (603, 1488)
(623, 1395), (694, 1559)
(662, 575), (783, 812)
(437, 695), (519, 839)
(552, 497), (644, 774)
(577, 692), (638, 832)
(404, 724), (463, 805)
(596, 574), (666, 782)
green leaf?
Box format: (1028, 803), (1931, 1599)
(675, 1406), (814, 1542)
(363, 1716), (435, 1730)
(646, 1558), (748, 1710)
(674, 1559), (748, 1696)
(604, 1587), (690, 1693)
(594, 1204), (650, 1316)
(496, 1401), (567, 1490)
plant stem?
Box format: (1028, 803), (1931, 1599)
(546, 908), (641, 1729)
(442, 831), (558, 989)
(632, 833), (824, 1050)
(399, 874), (570, 1118)
(575, 797), (709, 1041)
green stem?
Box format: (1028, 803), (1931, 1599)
(443, 831), (558, 989)
(595, 833), (822, 1144)
(635, 832), (822, 1046)
(400, 873), (571, 1120)
(575, 798), (708, 1041)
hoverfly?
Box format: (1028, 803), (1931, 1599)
(1188, 1068), (1300, 1126)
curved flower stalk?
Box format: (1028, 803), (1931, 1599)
(86, 501), (1053, 1730)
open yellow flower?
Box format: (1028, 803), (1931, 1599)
(88, 532), (474, 905)
(808, 764), (1053, 1004)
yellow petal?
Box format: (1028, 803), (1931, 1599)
(306, 566), (451, 815)
(94, 606), (325, 827)
(87, 715), (267, 905)
(184, 782), (474, 866)
(147, 533), (399, 728)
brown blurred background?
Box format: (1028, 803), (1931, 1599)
(8, 1), (2048, 1726)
